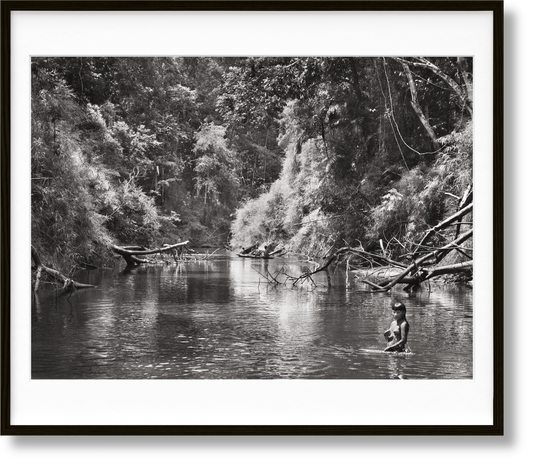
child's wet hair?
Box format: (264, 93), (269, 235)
(392, 302), (406, 312)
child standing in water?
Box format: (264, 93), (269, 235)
(384, 302), (410, 352)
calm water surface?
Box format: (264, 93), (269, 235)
(32, 252), (473, 379)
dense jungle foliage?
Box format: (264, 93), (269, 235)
(31, 57), (472, 269)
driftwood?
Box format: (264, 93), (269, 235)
(31, 246), (95, 293)
(112, 241), (190, 266)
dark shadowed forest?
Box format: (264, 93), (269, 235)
(31, 57), (473, 285)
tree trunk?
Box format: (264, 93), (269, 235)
(457, 57), (473, 110)
(407, 57), (473, 117)
(401, 62), (440, 150)
(455, 185), (473, 239)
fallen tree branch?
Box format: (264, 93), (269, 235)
(272, 226), (472, 291)
(374, 229), (473, 291)
(112, 241), (190, 266)
(413, 202), (472, 257)
(268, 245), (409, 288)
(360, 260), (472, 294)
(361, 279), (387, 290)
(372, 261), (472, 287)
(31, 246), (95, 293)
(425, 260), (473, 279)
(246, 200), (473, 292)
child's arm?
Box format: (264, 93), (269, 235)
(384, 322), (409, 352)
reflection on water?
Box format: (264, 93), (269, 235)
(32, 252), (472, 379)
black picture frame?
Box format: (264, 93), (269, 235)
(0, 1), (504, 436)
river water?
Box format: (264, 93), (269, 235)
(32, 252), (473, 380)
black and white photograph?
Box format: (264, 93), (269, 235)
(3, 1), (508, 445)
(30, 56), (474, 381)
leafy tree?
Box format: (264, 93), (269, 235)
(193, 123), (239, 206)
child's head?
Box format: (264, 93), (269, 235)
(391, 302), (406, 318)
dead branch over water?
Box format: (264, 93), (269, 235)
(31, 246), (95, 294)
(111, 241), (191, 266)
(254, 195), (473, 292)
